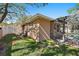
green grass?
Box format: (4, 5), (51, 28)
(11, 38), (42, 56)
(11, 39), (79, 56)
(0, 34), (79, 56)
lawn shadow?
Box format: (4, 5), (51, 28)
(0, 34), (19, 56)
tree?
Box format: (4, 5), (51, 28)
(67, 3), (79, 24)
(0, 3), (48, 23)
(67, 3), (79, 14)
(67, 3), (79, 34)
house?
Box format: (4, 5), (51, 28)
(0, 24), (22, 38)
(57, 14), (79, 34)
(22, 13), (63, 41)
(56, 16), (69, 34)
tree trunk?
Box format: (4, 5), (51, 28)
(0, 3), (8, 23)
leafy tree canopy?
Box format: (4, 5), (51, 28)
(0, 3), (48, 23)
(67, 3), (79, 14)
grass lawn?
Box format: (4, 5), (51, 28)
(12, 39), (40, 56)
(0, 34), (79, 56)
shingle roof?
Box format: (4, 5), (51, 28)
(22, 13), (55, 25)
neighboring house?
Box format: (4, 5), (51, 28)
(57, 14), (79, 35)
(56, 16), (72, 34)
(0, 24), (22, 38)
(57, 15), (79, 47)
(22, 13), (63, 41)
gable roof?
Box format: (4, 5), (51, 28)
(22, 13), (55, 25)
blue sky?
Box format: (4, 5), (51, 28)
(26, 3), (76, 18)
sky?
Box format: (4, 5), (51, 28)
(26, 3), (76, 19)
(6, 3), (76, 24)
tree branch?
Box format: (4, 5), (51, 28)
(0, 11), (17, 14)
